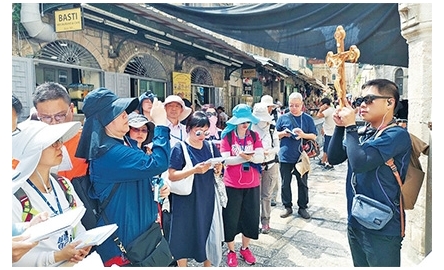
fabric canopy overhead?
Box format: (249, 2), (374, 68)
(149, 3), (408, 67)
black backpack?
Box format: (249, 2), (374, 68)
(71, 171), (119, 230)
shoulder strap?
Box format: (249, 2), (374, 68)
(374, 123), (398, 139)
(227, 130), (256, 146)
(208, 140), (214, 158)
(227, 131), (233, 146)
(51, 173), (76, 208)
(180, 141), (193, 166)
(269, 127), (275, 148)
(14, 188), (39, 222)
(385, 158), (405, 237)
(250, 130), (257, 142)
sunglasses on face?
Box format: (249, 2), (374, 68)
(130, 127), (148, 133)
(195, 130), (210, 137)
(355, 94), (393, 106)
(206, 111), (217, 117)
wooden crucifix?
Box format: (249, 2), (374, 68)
(325, 25), (360, 108)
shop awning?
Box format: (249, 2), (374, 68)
(149, 3), (408, 67)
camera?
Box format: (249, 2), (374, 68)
(242, 162), (250, 171)
(152, 176), (164, 203)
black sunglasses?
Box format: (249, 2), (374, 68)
(355, 94), (392, 106)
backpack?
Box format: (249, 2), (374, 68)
(375, 124), (429, 210)
(14, 173), (76, 222)
(226, 129), (257, 146)
(71, 173), (120, 230)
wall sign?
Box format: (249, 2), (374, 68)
(55, 8), (82, 33)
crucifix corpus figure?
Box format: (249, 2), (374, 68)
(325, 25), (360, 108)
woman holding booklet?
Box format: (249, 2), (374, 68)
(167, 111), (224, 267)
(219, 104), (264, 267)
(12, 120), (92, 266)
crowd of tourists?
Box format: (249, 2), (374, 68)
(12, 78), (411, 267)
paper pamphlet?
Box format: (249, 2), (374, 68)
(74, 224), (118, 249)
(284, 128), (296, 136)
(205, 157), (226, 166)
(24, 206), (86, 242)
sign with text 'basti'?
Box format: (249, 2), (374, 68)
(55, 8), (82, 33)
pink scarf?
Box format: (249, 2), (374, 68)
(208, 116), (219, 139)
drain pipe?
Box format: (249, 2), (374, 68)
(20, 3), (57, 42)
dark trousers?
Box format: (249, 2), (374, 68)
(279, 162), (309, 209)
(347, 226), (403, 267)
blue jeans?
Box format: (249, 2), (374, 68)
(347, 226), (403, 267)
(279, 162), (308, 209)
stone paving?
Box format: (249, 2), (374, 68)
(188, 156), (417, 267)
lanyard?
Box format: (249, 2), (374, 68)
(27, 178), (63, 216)
(235, 130), (247, 151)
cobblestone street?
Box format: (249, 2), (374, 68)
(189, 156), (418, 267)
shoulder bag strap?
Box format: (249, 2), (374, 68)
(385, 158), (405, 237)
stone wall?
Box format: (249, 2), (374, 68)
(399, 3), (432, 264)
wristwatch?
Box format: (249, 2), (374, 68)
(345, 125), (358, 133)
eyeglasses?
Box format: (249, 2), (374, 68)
(355, 95), (393, 106)
(130, 127), (148, 133)
(195, 130), (210, 137)
(51, 138), (63, 148)
(38, 111), (68, 124)
(205, 111), (217, 117)
(240, 121), (251, 125)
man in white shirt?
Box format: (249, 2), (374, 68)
(164, 95), (192, 147)
(162, 94), (192, 244)
(316, 98), (335, 169)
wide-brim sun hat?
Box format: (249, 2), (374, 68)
(260, 95), (278, 108)
(253, 103), (273, 123)
(12, 151), (41, 193)
(76, 88), (139, 160)
(12, 120), (81, 192)
(82, 87), (139, 127)
(164, 95), (192, 121)
(226, 104), (260, 125)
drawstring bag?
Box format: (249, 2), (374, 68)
(302, 139), (320, 158)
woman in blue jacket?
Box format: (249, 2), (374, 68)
(75, 88), (171, 266)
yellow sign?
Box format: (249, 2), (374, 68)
(242, 69), (257, 78)
(55, 8), (82, 33)
(172, 72), (191, 100)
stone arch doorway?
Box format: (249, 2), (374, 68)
(190, 66), (215, 110)
(124, 53), (168, 100)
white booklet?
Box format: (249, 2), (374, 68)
(205, 157), (227, 166)
(24, 206), (86, 242)
(74, 224), (118, 249)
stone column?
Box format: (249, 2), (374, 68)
(398, 3), (432, 264)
